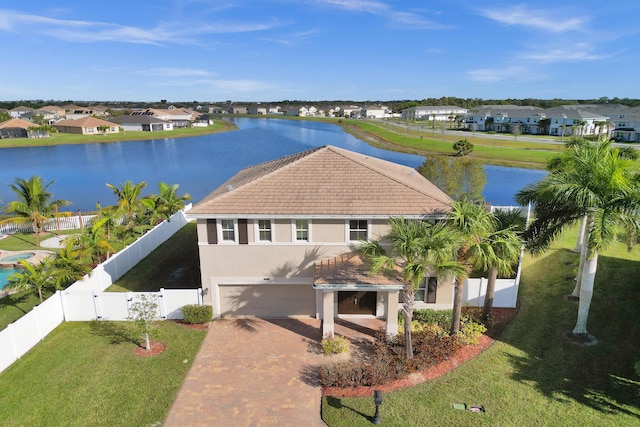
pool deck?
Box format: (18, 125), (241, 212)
(0, 250), (56, 298)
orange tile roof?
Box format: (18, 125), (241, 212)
(190, 145), (453, 217)
(53, 117), (118, 128)
(0, 118), (34, 130)
(313, 252), (404, 286)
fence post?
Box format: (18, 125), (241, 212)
(479, 277), (485, 306)
(92, 292), (102, 320)
(159, 288), (167, 319)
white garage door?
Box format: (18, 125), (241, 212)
(219, 284), (316, 317)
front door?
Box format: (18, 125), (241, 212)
(337, 291), (376, 315)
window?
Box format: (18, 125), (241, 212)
(415, 277), (437, 303)
(295, 220), (309, 241)
(258, 220), (272, 241)
(349, 220), (368, 241)
(221, 219), (235, 241)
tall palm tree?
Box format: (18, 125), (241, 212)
(106, 180), (147, 220)
(516, 138), (640, 337)
(141, 182), (191, 224)
(358, 217), (463, 358)
(4, 176), (71, 245)
(72, 217), (116, 266)
(446, 199), (495, 335)
(480, 208), (525, 320)
(7, 258), (56, 303)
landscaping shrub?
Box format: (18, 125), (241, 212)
(321, 335), (350, 355)
(182, 304), (213, 324)
(458, 316), (487, 345)
(320, 329), (461, 388)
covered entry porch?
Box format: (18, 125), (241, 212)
(313, 253), (404, 338)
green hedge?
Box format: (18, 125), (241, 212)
(182, 304), (213, 324)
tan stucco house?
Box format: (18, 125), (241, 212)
(53, 117), (120, 135)
(188, 145), (454, 337)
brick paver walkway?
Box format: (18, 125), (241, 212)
(164, 318), (328, 427)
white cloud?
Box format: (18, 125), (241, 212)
(467, 66), (544, 83)
(478, 5), (587, 33)
(522, 43), (612, 63)
(0, 9), (281, 45)
(317, 0), (446, 29)
(318, 0), (389, 13)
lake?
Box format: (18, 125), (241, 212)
(0, 118), (547, 211)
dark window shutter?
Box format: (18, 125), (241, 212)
(238, 219), (248, 244)
(426, 277), (437, 303)
(206, 219), (217, 244)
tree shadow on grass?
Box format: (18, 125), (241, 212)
(0, 291), (31, 314)
(324, 396), (375, 423)
(88, 320), (136, 345)
(502, 250), (640, 419)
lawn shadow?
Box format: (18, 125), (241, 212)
(500, 249), (640, 418)
(325, 396), (375, 423)
(88, 320), (136, 345)
(0, 292), (31, 314)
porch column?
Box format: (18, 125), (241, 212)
(386, 291), (399, 336)
(322, 291), (334, 338)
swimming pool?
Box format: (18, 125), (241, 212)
(0, 266), (20, 290)
(0, 252), (35, 262)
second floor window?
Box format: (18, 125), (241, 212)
(221, 219), (235, 241)
(258, 220), (272, 241)
(349, 220), (368, 241)
(295, 220), (309, 241)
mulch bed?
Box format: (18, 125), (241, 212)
(323, 308), (518, 398)
(133, 341), (166, 357)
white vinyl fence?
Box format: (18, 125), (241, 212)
(0, 206), (204, 374)
(463, 277), (519, 308)
(0, 214), (98, 235)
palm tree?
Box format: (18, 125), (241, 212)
(140, 182), (191, 224)
(358, 217), (463, 358)
(51, 243), (91, 287)
(7, 258), (56, 303)
(516, 138), (640, 337)
(446, 199), (496, 335)
(72, 218), (116, 266)
(480, 209), (525, 320)
(4, 176), (71, 245)
(106, 180), (147, 221)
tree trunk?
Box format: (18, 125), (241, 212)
(572, 251), (598, 335)
(571, 215), (589, 297)
(482, 267), (498, 320)
(450, 278), (464, 336)
(572, 215), (587, 253)
(145, 332), (151, 350)
(403, 285), (414, 358)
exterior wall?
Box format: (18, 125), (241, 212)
(413, 276), (455, 311)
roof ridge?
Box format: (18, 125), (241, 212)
(201, 145), (327, 204)
(324, 145), (453, 206)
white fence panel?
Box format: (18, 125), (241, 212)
(95, 292), (134, 321)
(61, 291), (98, 321)
(159, 289), (202, 319)
(463, 278), (518, 308)
(0, 292), (65, 373)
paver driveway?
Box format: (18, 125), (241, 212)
(164, 318), (327, 426)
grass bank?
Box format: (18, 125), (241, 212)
(0, 321), (206, 427)
(321, 227), (640, 426)
(0, 119), (236, 148)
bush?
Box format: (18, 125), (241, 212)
(320, 361), (370, 387)
(321, 335), (350, 355)
(182, 304), (213, 324)
(458, 316), (487, 345)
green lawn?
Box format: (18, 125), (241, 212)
(321, 228), (640, 426)
(0, 120), (236, 148)
(107, 222), (200, 292)
(0, 321), (206, 427)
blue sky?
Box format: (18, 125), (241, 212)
(1, 1), (638, 102)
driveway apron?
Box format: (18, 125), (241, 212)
(164, 318), (327, 426)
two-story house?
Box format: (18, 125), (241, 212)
(188, 145), (454, 337)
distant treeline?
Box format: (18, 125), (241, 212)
(2, 96), (640, 113)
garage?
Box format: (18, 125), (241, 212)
(218, 284), (316, 317)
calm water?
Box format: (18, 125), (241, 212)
(0, 118), (547, 211)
